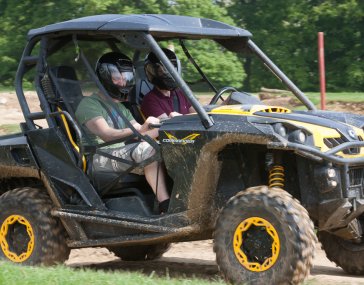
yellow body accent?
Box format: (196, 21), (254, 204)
(288, 121), (364, 157)
(0, 215), (35, 262)
(233, 217), (280, 272)
(163, 132), (201, 145)
(209, 104), (364, 158)
(210, 104), (291, 115)
(57, 107), (87, 171)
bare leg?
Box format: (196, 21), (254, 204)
(144, 161), (169, 202)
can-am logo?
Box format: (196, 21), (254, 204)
(162, 132), (200, 145)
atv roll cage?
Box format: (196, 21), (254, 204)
(16, 15), (364, 171)
(19, 14), (316, 129)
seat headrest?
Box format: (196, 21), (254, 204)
(50, 65), (83, 112)
(51, 65), (78, 81)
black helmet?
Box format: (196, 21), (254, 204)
(144, 48), (178, 91)
(96, 52), (135, 100)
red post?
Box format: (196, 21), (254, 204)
(318, 32), (326, 110)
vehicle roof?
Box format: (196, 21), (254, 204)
(27, 14), (252, 40)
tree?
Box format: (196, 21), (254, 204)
(310, 0), (364, 91)
(221, 0), (316, 91)
(223, 0), (364, 92)
(164, 0), (245, 88)
(0, 0), (86, 85)
(0, 0), (242, 89)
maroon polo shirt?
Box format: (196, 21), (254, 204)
(141, 88), (192, 118)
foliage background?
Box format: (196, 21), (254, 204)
(0, 0), (363, 91)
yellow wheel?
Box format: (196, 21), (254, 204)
(233, 217), (280, 272)
(0, 187), (70, 265)
(214, 186), (316, 285)
(0, 215), (35, 262)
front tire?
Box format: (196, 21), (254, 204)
(318, 231), (364, 275)
(0, 187), (70, 265)
(108, 243), (171, 261)
(214, 186), (317, 285)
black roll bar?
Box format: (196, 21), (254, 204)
(248, 39), (316, 111)
(179, 40), (218, 93)
(269, 140), (364, 166)
(15, 39), (38, 130)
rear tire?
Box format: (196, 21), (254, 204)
(318, 231), (364, 275)
(214, 186), (317, 285)
(0, 187), (70, 265)
(108, 243), (171, 261)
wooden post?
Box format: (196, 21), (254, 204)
(318, 32), (326, 110)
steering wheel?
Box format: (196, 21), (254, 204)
(209, 86), (238, 105)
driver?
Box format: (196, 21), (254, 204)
(141, 48), (194, 119)
(75, 52), (170, 213)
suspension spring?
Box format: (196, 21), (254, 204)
(269, 165), (285, 189)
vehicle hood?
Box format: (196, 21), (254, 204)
(209, 105), (364, 154)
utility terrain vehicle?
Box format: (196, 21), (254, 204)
(1, 14), (364, 285)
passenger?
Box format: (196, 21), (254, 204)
(141, 48), (194, 119)
(75, 52), (170, 213)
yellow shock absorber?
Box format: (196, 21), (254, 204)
(269, 165), (285, 189)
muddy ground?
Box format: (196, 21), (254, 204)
(1, 91), (364, 284)
(66, 241), (364, 284)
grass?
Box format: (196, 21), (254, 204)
(0, 85), (11, 92)
(305, 92), (364, 105)
(196, 91), (364, 104)
(0, 86), (34, 93)
(0, 124), (20, 134)
(0, 261), (344, 285)
(0, 261), (225, 285)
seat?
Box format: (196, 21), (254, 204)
(44, 65), (86, 171)
(126, 61), (152, 123)
(50, 65), (84, 115)
(42, 65), (152, 200)
(129, 53), (182, 123)
(49, 66), (149, 196)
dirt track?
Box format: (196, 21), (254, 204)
(1, 91), (364, 284)
(65, 241), (364, 284)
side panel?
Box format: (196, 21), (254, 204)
(160, 114), (275, 226)
(215, 144), (267, 209)
(0, 133), (39, 179)
(26, 127), (105, 209)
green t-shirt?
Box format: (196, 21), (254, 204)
(75, 94), (134, 146)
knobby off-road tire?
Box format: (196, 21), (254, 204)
(318, 231), (364, 275)
(214, 186), (317, 285)
(0, 177), (39, 196)
(108, 243), (171, 261)
(0, 187), (70, 265)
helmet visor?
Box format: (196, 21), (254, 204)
(154, 59), (178, 77)
(109, 65), (135, 89)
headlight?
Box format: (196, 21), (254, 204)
(327, 168), (336, 178)
(348, 129), (357, 139)
(273, 123), (287, 137)
(297, 131), (306, 143)
(272, 124), (310, 144)
(289, 130), (306, 144)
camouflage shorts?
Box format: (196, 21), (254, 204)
(92, 142), (155, 175)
